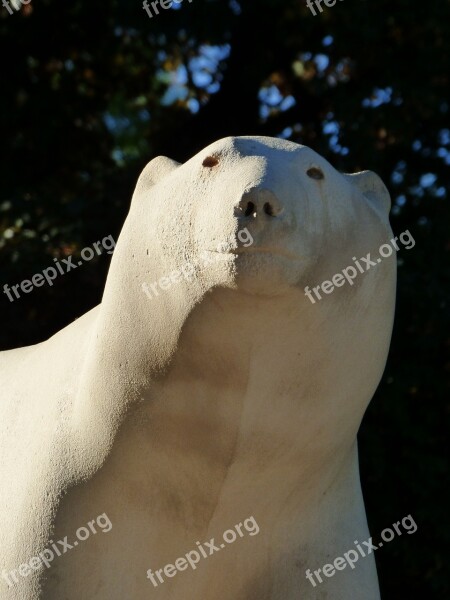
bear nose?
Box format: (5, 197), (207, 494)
(235, 188), (284, 219)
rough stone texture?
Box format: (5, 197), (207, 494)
(0, 136), (395, 599)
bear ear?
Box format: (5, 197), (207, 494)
(344, 170), (391, 214)
(134, 156), (181, 196)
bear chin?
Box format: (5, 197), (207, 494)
(232, 251), (303, 296)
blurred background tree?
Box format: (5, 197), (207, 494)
(0, 0), (448, 596)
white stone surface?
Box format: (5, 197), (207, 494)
(0, 136), (396, 599)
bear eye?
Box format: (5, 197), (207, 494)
(306, 167), (324, 180)
(202, 156), (219, 168)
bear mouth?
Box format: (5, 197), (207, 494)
(233, 246), (300, 260)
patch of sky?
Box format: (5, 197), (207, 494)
(362, 87), (393, 108)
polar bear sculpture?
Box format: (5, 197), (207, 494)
(0, 136), (396, 600)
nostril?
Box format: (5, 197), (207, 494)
(264, 202), (275, 217)
(202, 155), (219, 168)
(244, 201), (256, 217)
(237, 189), (282, 218)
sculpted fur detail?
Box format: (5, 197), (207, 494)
(0, 136), (395, 599)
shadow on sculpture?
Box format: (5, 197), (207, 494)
(0, 136), (396, 600)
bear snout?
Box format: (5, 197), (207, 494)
(234, 187), (284, 220)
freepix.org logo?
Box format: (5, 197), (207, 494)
(146, 516), (260, 588)
(142, 227), (254, 301)
(2, 235), (116, 303)
(305, 0), (345, 17)
(304, 230), (415, 304)
(1, 513), (112, 588)
(305, 514), (418, 587)
(2, 0), (31, 16)
(143, 0), (193, 19)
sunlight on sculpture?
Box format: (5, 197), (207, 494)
(0, 136), (396, 599)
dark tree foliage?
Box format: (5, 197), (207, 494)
(0, 0), (448, 596)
